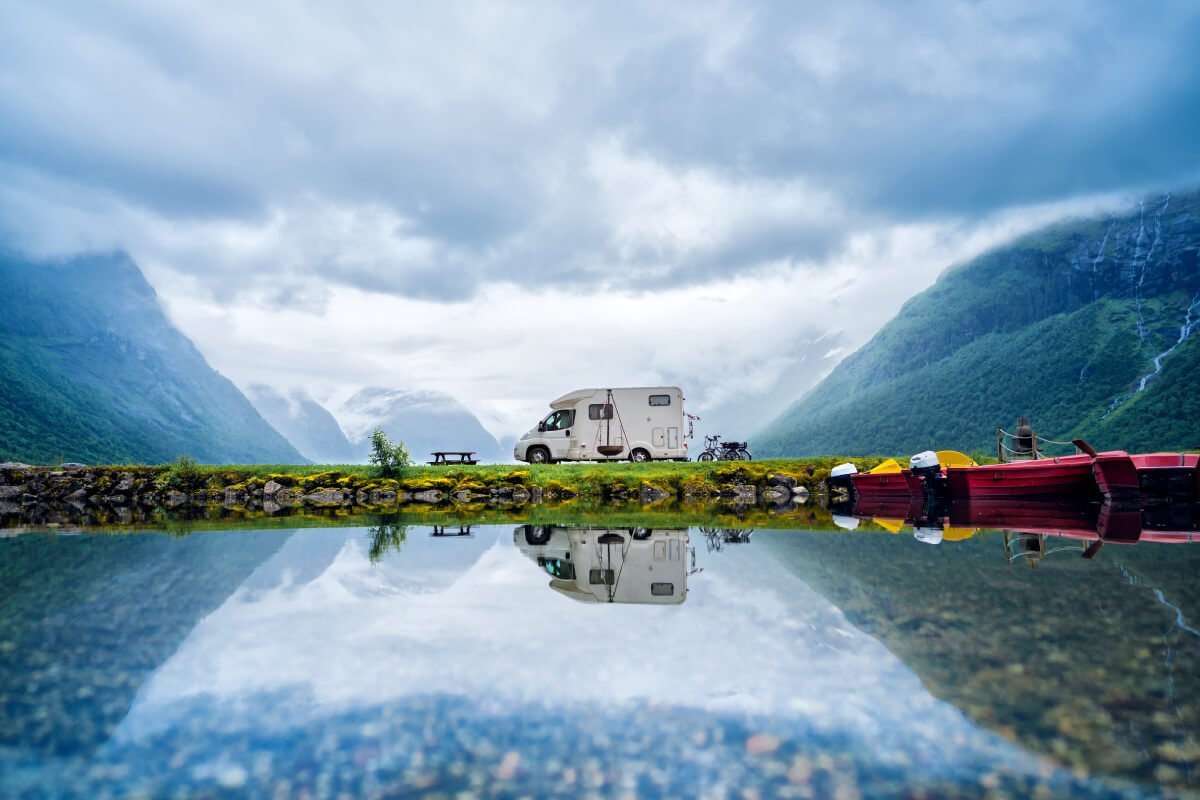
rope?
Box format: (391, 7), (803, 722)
(997, 428), (1080, 448)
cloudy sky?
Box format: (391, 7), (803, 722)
(3, 1), (1199, 438)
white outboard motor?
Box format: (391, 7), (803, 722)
(909, 450), (940, 479)
(909, 450), (948, 503)
(913, 526), (943, 545)
(832, 514), (861, 531)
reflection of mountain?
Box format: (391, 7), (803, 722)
(338, 387), (502, 464)
(0, 530), (290, 756)
(243, 527), (498, 597)
(757, 531), (1200, 791)
(246, 385), (358, 464)
(96, 524), (1131, 800)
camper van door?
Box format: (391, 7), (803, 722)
(541, 408), (576, 461)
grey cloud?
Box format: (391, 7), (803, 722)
(0, 0), (1198, 301)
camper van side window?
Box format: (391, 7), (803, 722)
(650, 582), (675, 596)
(588, 403), (614, 420)
(648, 395), (671, 406)
(589, 569), (615, 586)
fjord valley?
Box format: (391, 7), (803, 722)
(758, 191), (1200, 457)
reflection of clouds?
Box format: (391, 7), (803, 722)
(119, 527), (1018, 767)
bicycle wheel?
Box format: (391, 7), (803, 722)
(719, 448), (740, 460)
(698, 451), (716, 461)
(737, 448), (752, 460)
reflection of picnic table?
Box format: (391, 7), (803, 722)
(427, 451), (478, 466)
(431, 525), (474, 537)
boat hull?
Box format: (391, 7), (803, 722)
(1091, 451), (1139, 501)
(850, 470), (923, 498)
(946, 455), (1098, 499)
(1131, 453), (1199, 499)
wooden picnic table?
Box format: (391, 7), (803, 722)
(431, 525), (474, 537)
(428, 451), (478, 466)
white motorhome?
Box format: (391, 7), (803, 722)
(513, 525), (690, 605)
(513, 386), (690, 463)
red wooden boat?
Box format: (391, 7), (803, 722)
(1129, 452), (1199, 498)
(849, 459), (924, 498)
(945, 454), (1099, 499)
(850, 470), (923, 498)
(1089, 450), (1198, 500)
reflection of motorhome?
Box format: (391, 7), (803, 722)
(513, 525), (690, 605)
(514, 387), (689, 463)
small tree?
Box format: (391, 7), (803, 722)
(369, 427), (411, 478)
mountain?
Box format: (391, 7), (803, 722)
(0, 250), (305, 465)
(758, 190), (1200, 456)
(338, 387), (502, 463)
(246, 385), (358, 464)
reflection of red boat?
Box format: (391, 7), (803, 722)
(852, 494), (924, 522)
(948, 498), (1098, 536)
(946, 455), (1099, 499)
(947, 498), (1200, 545)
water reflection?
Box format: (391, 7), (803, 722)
(514, 525), (694, 604)
(1, 517), (1197, 798)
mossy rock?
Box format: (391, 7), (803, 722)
(503, 469), (532, 485)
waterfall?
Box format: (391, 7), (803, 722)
(1136, 291), (1200, 392)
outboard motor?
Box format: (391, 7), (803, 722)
(909, 450), (946, 498)
(829, 462), (859, 496)
(913, 526), (943, 545)
(832, 514), (861, 531)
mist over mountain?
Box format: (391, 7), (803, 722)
(758, 190), (1200, 456)
(338, 387), (503, 464)
(0, 250), (305, 465)
(246, 385), (359, 464)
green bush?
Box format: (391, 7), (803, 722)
(369, 428), (411, 478)
(158, 454), (201, 488)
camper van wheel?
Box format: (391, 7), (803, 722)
(524, 525), (552, 546)
(630, 448), (651, 463)
(527, 446), (552, 464)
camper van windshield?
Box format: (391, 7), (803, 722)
(543, 410), (574, 431)
(540, 558), (576, 580)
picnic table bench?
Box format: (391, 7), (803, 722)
(428, 451), (478, 466)
(431, 525), (474, 537)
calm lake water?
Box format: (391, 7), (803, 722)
(2, 517), (1199, 798)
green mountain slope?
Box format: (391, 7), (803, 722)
(0, 250), (305, 465)
(758, 191), (1200, 456)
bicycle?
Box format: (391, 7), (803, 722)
(696, 435), (752, 461)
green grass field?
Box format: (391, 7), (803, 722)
(178, 456), (896, 496)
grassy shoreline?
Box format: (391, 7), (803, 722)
(157, 456), (893, 497)
(1, 458), (896, 525)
